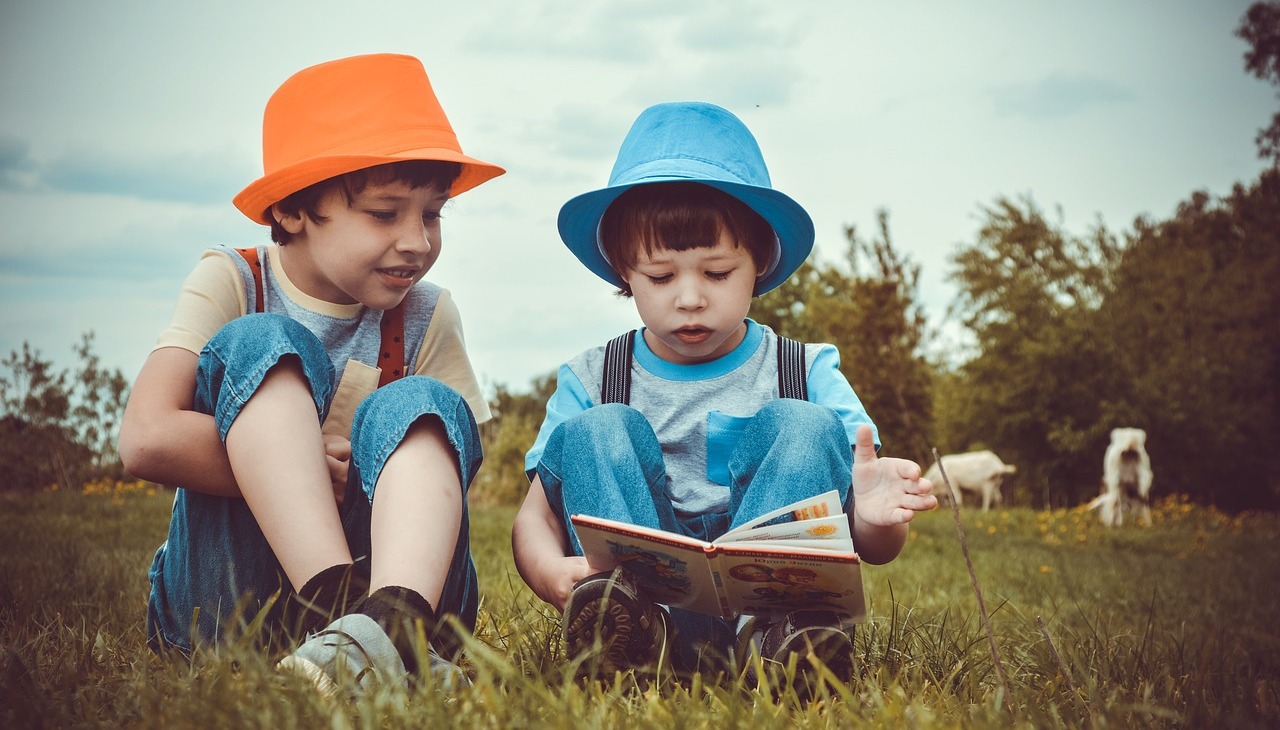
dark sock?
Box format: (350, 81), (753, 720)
(284, 563), (369, 641)
(358, 586), (438, 675)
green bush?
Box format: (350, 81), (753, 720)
(0, 333), (127, 491)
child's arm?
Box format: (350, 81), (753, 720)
(117, 347), (243, 497)
(512, 474), (597, 611)
(847, 424), (937, 564)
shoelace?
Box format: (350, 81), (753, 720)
(315, 628), (379, 685)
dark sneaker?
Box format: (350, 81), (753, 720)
(278, 613), (469, 697)
(738, 610), (856, 699)
(562, 568), (672, 678)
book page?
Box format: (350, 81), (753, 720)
(713, 548), (866, 620)
(716, 514), (853, 550)
(719, 490), (845, 542)
(571, 515), (725, 615)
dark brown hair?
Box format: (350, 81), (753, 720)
(598, 182), (776, 296)
(268, 160), (462, 244)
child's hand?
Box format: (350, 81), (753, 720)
(540, 556), (597, 612)
(323, 434), (351, 505)
(851, 424), (937, 526)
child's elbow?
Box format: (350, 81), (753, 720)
(117, 421), (163, 483)
(857, 546), (903, 566)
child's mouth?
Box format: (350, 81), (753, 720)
(377, 267), (418, 288)
(674, 327), (712, 344)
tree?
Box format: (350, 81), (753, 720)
(1237, 1), (1280, 164)
(470, 373), (557, 506)
(940, 196), (1120, 507)
(940, 172), (1280, 511)
(753, 210), (933, 463)
(0, 334), (128, 491)
(68, 333), (130, 476)
(1099, 169), (1280, 510)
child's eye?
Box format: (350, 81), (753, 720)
(646, 274), (672, 284)
(706, 270), (732, 281)
(368, 210), (397, 222)
(423, 210), (443, 223)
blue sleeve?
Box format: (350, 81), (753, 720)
(807, 344), (880, 451)
(524, 363), (594, 477)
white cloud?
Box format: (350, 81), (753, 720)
(990, 74), (1134, 119)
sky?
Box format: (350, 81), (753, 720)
(0, 0), (1274, 397)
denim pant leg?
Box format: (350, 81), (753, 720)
(658, 400), (854, 664)
(343, 375), (483, 658)
(535, 403), (681, 555)
(538, 404), (744, 672)
(146, 313), (335, 653)
(726, 399), (854, 530)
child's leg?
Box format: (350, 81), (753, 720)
(367, 416), (462, 603)
(725, 400), (857, 689)
(148, 313), (343, 652)
(343, 376), (483, 657)
(225, 361), (352, 587)
(540, 404), (729, 672)
(535, 403), (681, 555)
(726, 398), (853, 529)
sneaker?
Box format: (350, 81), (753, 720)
(415, 644), (470, 693)
(562, 568), (672, 678)
(279, 613), (469, 698)
(354, 585), (469, 692)
(278, 613), (405, 697)
(739, 610), (856, 699)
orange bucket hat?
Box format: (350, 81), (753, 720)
(233, 53), (505, 224)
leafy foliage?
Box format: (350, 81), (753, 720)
(1099, 171), (1280, 510)
(1237, 0), (1280, 164)
(753, 211), (934, 463)
(937, 171), (1280, 510)
(0, 333), (127, 491)
(937, 198), (1122, 507)
(471, 372), (557, 505)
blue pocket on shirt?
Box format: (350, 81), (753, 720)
(706, 410), (753, 485)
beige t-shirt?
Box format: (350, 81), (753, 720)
(155, 246), (492, 436)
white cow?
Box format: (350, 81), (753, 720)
(1087, 427), (1153, 527)
(923, 451), (1016, 512)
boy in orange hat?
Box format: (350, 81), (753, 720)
(118, 53), (504, 694)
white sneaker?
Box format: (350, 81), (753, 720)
(278, 614), (407, 697)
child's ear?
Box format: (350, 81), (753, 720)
(615, 269), (635, 298)
(271, 204), (306, 235)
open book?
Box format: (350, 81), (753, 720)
(571, 490), (865, 620)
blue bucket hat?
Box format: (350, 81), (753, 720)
(557, 102), (815, 296)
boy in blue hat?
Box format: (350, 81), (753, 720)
(512, 102), (936, 689)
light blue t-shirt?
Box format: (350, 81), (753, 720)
(525, 320), (878, 516)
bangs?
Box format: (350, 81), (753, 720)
(338, 160), (463, 200)
(600, 182), (775, 274)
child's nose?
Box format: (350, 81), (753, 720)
(675, 280), (706, 310)
(397, 221), (432, 255)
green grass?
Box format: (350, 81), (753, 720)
(2, 486), (1278, 728)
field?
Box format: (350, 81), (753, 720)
(2, 482), (1278, 729)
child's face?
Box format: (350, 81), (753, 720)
(275, 179), (448, 309)
(623, 231), (758, 365)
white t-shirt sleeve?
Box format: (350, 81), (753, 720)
(154, 250), (245, 355)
